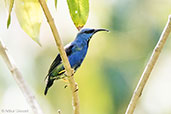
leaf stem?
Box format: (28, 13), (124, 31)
(0, 39), (44, 114)
(38, 0), (80, 114)
(125, 15), (171, 114)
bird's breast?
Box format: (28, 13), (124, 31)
(68, 46), (88, 68)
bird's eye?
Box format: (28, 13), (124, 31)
(84, 29), (95, 34)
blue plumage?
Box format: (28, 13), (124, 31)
(44, 28), (109, 95)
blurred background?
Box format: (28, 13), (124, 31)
(0, 0), (171, 114)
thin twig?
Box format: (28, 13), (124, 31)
(38, 0), (80, 114)
(125, 15), (171, 114)
(0, 39), (44, 114)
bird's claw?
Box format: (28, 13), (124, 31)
(64, 69), (75, 77)
(64, 73), (67, 76)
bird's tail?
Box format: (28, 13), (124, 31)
(44, 76), (55, 95)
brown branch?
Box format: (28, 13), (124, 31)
(125, 15), (171, 114)
(0, 39), (44, 114)
(38, 0), (80, 114)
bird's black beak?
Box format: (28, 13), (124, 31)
(94, 29), (109, 33)
(87, 28), (109, 44)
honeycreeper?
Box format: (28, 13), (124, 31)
(44, 28), (109, 95)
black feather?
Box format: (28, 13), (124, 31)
(44, 77), (55, 95)
(65, 44), (74, 56)
(48, 54), (61, 74)
(48, 44), (74, 74)
(44, 44), (74, 95)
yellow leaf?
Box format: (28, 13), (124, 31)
(15, 0), (42, 45)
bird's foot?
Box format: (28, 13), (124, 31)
(64, 69), (75, 77)
(64, 73), (67, 76)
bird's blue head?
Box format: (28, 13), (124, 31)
(75, 28), (109, 43)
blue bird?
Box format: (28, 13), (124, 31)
(44, 28), (109, 95)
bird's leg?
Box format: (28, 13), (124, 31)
(63, 69), (75, 89)
(64, 73), (67, 76)
(64, 69), (75, 77)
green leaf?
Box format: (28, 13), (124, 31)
(67, 0), (89, 30)
(55, 0), (57, 9)
(15, 0), (42, 45)
(6, 0), (14, 28)
(7, 14), (11, 28)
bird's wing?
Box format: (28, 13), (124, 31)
(48, 54), (61, 74)
(48, 43), (74, 74)
(65, 43), (74, 56)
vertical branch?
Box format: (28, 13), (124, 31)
(0, 39), (44, 114)
(126, 15), (171, 114)
(38, 0), (80, 114)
